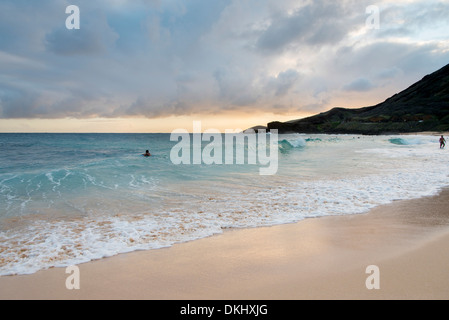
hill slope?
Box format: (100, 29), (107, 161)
(268, 63), (449, 134)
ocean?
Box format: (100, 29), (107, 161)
(0, 132), (448, 276)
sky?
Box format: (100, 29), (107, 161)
(0, 0), (448, 133)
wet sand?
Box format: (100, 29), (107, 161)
(1, 189), (449, 300)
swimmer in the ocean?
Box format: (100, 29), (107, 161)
(143, 150), (151, 157)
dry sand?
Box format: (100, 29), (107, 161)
(1, 189), (449, 300)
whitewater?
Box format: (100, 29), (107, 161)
(0, 133), (448, 276)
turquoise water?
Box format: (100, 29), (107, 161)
(0, 133), (448, 275)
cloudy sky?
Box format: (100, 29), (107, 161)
(1, 0), (448, 132)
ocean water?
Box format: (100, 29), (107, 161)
(0, 133), (448, 275)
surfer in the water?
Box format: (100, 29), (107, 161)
(440, 136), (446, 149)
(143, 150), (151, 157)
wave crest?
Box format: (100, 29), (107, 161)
(389, 137), (425, 146)
(278, 138), (307, 152)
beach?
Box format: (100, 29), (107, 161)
(1, 188), (449, 300)
(2, 0), (449, 304)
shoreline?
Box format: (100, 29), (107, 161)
(1, 189), (449, 300)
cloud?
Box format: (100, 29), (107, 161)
(266, 69), (301, 97)
(378, 0), (449, 40)
(0, 86), (39, 118)
(343, 78), (375, 92)
(0, 0), (449, 121)
(255, 0), (370, 53)
(45, 18), (118, 56)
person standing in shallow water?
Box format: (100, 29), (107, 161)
(143, 150), (151, 157)
(440, 136), (446, 149)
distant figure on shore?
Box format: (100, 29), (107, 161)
(440, 136), (446, 149)
(143, 150), (151, 157)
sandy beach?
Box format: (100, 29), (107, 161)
(1, 188), (449, 300)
